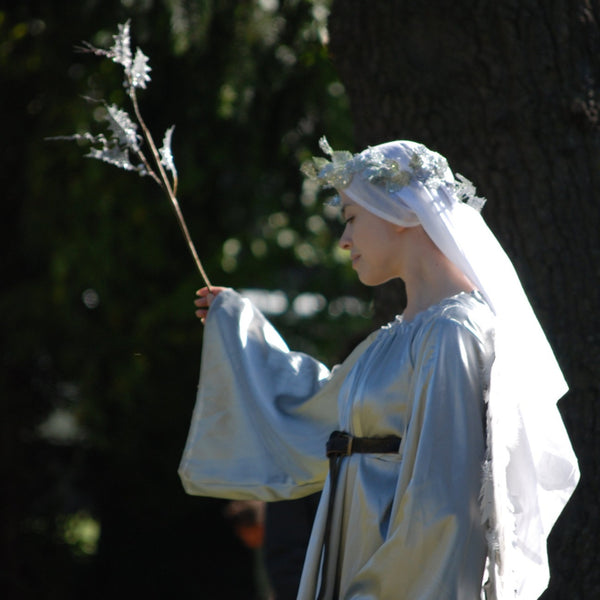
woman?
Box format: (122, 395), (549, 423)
(179, 139), (579, 599)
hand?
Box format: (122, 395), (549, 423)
(194, 286), (228, 324)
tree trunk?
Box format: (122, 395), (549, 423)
(329, 1), (599, 597)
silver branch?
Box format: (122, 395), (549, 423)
(48, 20), (211, 289)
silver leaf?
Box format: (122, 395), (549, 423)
(110, 20), (132, 73)
(104, 104), (140, 151)
(159, 125), (177, 176)
(131, 47), (152, 89)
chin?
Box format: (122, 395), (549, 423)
(358, 272), (400, 287)
(358, 274), (385, 287)
(359, 278), (380, 287)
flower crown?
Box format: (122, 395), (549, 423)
(301, 137), (486, 212)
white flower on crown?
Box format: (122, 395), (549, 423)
(301, 136), (486, 212)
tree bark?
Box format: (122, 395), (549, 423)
(329, 1), (599, 597)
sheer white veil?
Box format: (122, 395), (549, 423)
(309, 139), (580, 600)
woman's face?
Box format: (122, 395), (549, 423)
(338, 195), (404, 286)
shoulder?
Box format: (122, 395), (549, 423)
(412, 292), (495, 357)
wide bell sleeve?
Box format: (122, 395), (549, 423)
(178, 288), (374, 502)
(341, 314), (494, 600)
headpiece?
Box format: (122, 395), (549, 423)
(302, 137), (580, 600)
(301, 136), (486, 214)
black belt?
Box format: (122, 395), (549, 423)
(316, 431), (402, 600)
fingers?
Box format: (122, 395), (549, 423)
(194, 286), (228, 324)
(194, 293), (212, 323)
(195, 286), (211, 298)
(195, 286), (227, 300)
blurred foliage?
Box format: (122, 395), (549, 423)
(0, 0), (371, 597)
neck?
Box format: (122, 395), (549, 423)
(403, 279), (474, 322)
(400, 230), (474, 321)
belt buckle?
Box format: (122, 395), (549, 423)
(326, 431), (355, 457)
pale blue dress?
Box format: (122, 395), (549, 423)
(179, 288), (495, 599)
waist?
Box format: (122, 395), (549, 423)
(326, 430), (402, 457)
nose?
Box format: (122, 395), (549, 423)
(338, 226), (351, 251)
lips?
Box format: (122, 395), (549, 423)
(351, 254), (361, 266)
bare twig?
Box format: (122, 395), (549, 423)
(128, 85), (211, 287)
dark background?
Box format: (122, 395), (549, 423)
(2, 1), (357, 597)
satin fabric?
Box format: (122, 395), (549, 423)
(179, 288), (495, 599)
